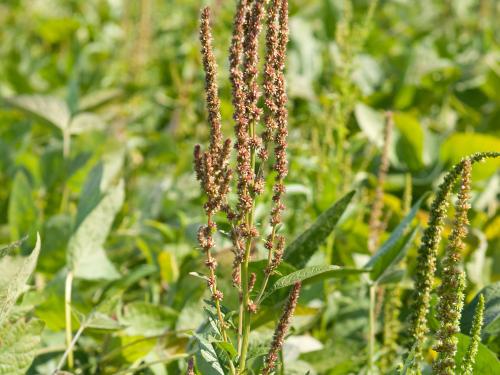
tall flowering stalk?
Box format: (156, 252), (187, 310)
(368, 111), (393, 253)
(408, 151), (499, 370)
(433, 160), (471, 374)
(262, 282), (301, 375)
(461, 294), (485, 375)
(194, 1), (298, 373)
(194, 7), (233, 347)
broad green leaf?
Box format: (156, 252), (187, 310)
(355, 103), (385, 147)
(119, 301), (178, 337)
(86, 312), (123, 331)
(194, 334), (225, 375)
(5, 95), (71, 131)
(69, 112), (105, 134)
(262, 265), (368, 301)
(214, 341), (238, 360)
(393, 112), (425, 170)
(0, 318), (44, 375)
(8, 172), (38, 241)
(75, 154), (124, 229)
(455, 333), (500, 373)
(364, 194), (427, 282)
(74, 162), (105, 229)
(158, 251), (179, 284)
(0, 233), (41, 326)
(441, 133), (500, 179)
(461, 282), (500, 336)
(284, 191), (355, 268)
(68, 180), (124, 280)
(120, 335), (156, 363)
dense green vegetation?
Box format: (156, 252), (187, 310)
(0, 0), (499, 374)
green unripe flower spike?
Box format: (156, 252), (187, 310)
(433, 159), (471, 375)
(461, 294), (485, 375)
(408, 152), (499, 371)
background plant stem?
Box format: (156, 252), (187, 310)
(64, 270), (74, 369)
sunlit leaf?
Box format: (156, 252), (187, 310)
(68, 180), (124, 280)
(5, 95), (71, 131)
(0, 317), (44, 375)
(355, 103), (385, 147)
(263, 265), (367, 301)
(119, 302), (177, 337)
(441, 133), (500, 179)
(0, 233), (41, 326)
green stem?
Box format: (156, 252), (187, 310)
(55, 311), (87, 374)
(368, 283), (376, 374)
(238, 220), (253, 373)
(60, 129), (71, 212)
(65, 270), (74, 369)
(238, 119), (257, 373)
(255, 226), (277, 304)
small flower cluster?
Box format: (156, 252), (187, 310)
(433, 159), (471, 375)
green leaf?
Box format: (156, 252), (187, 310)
(86, 312), (123, 331)
(5, 95), (71, 131)
(0, 236), (28, 259)
(74, 162), (105, 229)
(461, 282), (500, 336)
(194, 334), (225, 375)
(0, 318), (44, 375)
(364, 194), (426, 282)
(376, 268), (406, 285)
(393, 112), (425, 170)
(355, 103), (385, 148)
(69, 112), (105, 134)
(262, 265), (368, 301)
(8, 172), (38, 241)
(119, 301), (178, 337)
(0, 233), (41, 326)
(455, 333), (500, 373)
(441, 133), (500, 180)
(284, 191), (355, 268)
(68, 180), (124, 280)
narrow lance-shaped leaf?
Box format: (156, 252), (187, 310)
(0, 233), (41, 326)
(284, 190), (355, 268)
(364, 193), (428, 282)
(261, 265), (368, 301)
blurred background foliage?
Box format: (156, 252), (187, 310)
(0, 0), (499, 373)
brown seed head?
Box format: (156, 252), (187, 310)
(262, 281), (301, 375)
